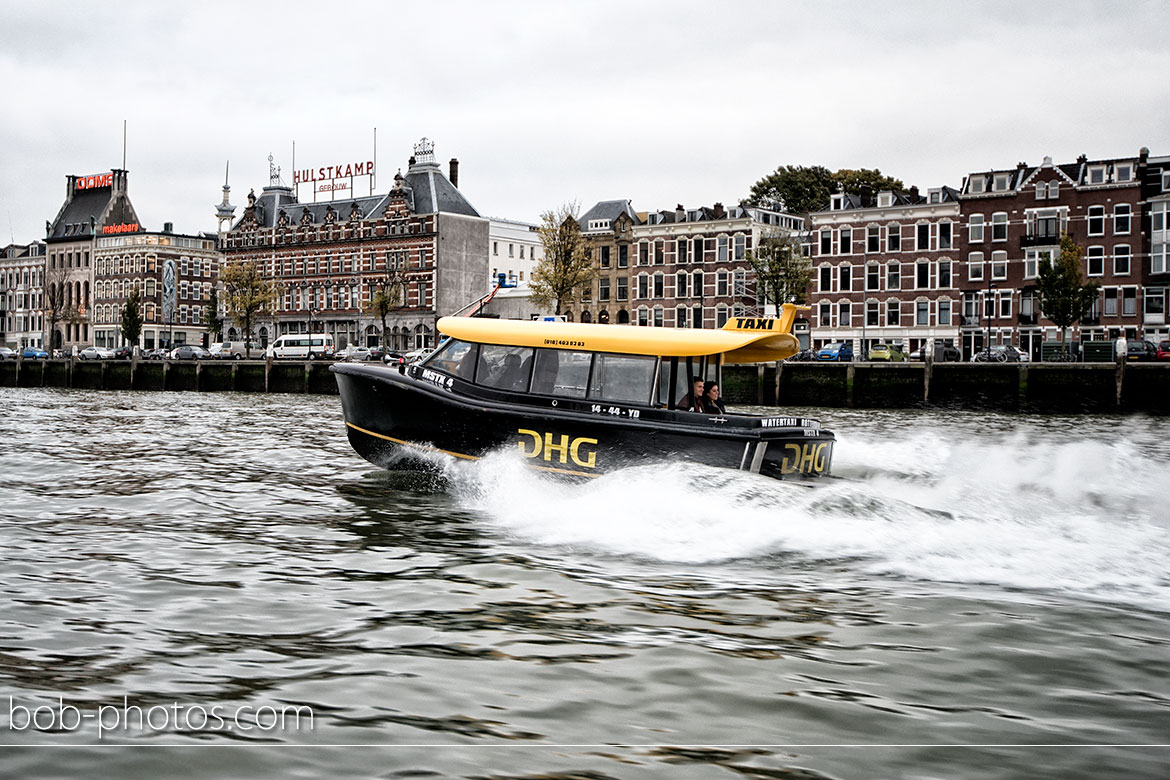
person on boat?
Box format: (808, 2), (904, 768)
(702, 381), (726, 414)
(677, 376), (707, 412)
(497, 353), (526, 390)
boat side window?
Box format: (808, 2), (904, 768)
(531, 348), (591, 398)
(588, 353), (657, 405)
(477, 344), (534, 391)
(425, 338), (477, 381)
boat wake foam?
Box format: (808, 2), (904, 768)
(434, 430), (1170, 612)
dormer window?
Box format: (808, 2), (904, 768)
(587, 219), (611, 231)
(929, 189), (941, 204)
(1089, 166), (1106, 185)
(994, 174), (1012, 192)
(1048, 182), (1060, 199)
(831, 194), (845, 211)
(1115, 164), (1133, 182)
(969, 177), (986, 194)
(877, 192), (893, 208)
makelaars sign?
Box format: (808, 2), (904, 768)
(75, 173), (113, 190)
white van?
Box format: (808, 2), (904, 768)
(266, 333), (335, 360)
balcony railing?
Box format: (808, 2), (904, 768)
(960, 315), (981, 327)
(1020, 233), (1061, 249)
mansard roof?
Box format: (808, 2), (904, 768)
(46, 189), (111, 241)
(579, 199), (639, 227)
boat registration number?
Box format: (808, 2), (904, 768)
(589, 404), (640, 419)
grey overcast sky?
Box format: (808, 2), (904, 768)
(2, 0), (1168, 243)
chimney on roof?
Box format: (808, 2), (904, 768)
(163, 222), (173, 234)
(860, 184), (873, 207)
(675, 204), (685, 222)
(1017, 161), (1028, 170)
(449, 158), (459, 188)
(909, 185), (920, 202)
(1077, 154), (1088, 164)
(1140, 147), (1149, 164)
(713, 202), (725, 219)
(67, 174), (77, 199)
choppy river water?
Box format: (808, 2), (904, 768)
(1, 387), (1168, 779)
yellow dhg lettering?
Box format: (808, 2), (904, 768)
(516, 429), (598, 469)
(781, 441), (828, 475)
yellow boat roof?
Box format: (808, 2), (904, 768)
(437, 304), (807, 364)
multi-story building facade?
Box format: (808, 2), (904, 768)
(567, 200), (803, 328)
(43, 169), (142, 350)
(1, 241), (46, 349)
(488, 218), (542, 290)
(220, 139), (488, 351)
(957, 153), (1145, 358)
(808, 187), (961, 355)
(1140, 149), (1170, 344)
(92, 227), (220, 350)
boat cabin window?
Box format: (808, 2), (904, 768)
(532, 349), (591, 397)
(477, 344), (534, 391)
(424, 338), (476, 381)
(589, 353), (657, 404)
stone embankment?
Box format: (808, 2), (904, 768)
(2, 358), (1167, 413)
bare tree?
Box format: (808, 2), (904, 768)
(364, 267), (407, 349)
(530, 202), (595, 317)
(220, 261), (278, 358)
(746, 229), (812, 315)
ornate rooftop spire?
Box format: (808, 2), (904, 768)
(215, 160), (235, 233)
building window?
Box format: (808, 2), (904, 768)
(1089, 166), (1106, 185)
(916, 223), (930, 252)
(653, 306), (664, 327)
(839, 228), (852, 255)
(1114, 245), (1131, 276)
(818, 302), (831, 326)
(968, 214), (984, 243)
(991, 251), (1008, 280)
(717, 272), (729, 296)
(653, 240), (664, 264)
(1104, 288), (1118, 316)
(617, 277), (628, 301)
(838, 264), (851, 291)
(968, 252), (984, 281)
(600, 246), (611, 268)
(1153, 240), (1168, 275)
(939, 221), (953, 250)
(866, 299), (879, 326)
(653, 273), (664, 298)
(1088, 205), (1105, 236)
(637, 274), (649, 299)
(1114, 204), (1131, 235)
(820, 229), (832, 255)
(916, 261), (930, 289)
(938, 298), (952, 325)
(992, 212), (1008, 241)
(717, 304), (730, 327)
(717, 236), (728, 261)
(675, 271), (688, 298)
(886, 223), (901, 252)
(692, 271), (703, 299)
(838, 301), (851, 327)
(734, 270), (747, 296)
(969, 177), (985, 194)
(1116, 164), (1133, 182)
(638, 242), (648, 265)
(1087, 246), (1105, 276)
(999, 292), (1012, 318)
(917, 300), (930, 325)
(939, 261), (951, 288)
(994, 174), (1012, 191)
(887, 261), (901, 290)
(618, 244), (629, 268)
(637, 307), (649, 326)
(599, 278), (610, 302)
(693, 236), (704, 262)
(886, 299), (900, 326)
(692, 305), (702, 329)
(735, 235), (746, 260)
(1122, 288), (1137, 317)
(867, 225), (880, 253)
(676, 239), (688, 264)
(676, 306), (688, 328)
(866, 264), (880, 291)
(819, 265), (832, 293)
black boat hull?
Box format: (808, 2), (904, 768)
(332, 363), (833, 480)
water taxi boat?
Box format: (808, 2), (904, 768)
(331, 303), (833, 480)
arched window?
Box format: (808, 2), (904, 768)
(617, 309), (629, 324)
(581, 310), (592, 323)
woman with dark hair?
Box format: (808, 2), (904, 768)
(702, 381), (726, 414)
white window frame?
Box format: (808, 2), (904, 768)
(887, 261), (901, 290)
(1089, 166), (1106, 185)
(1113, 244), (1131, 276)
(991, 251), (1008, 281)
(991, 212), (1008, 242)
(1115, 164), (1133, 183)
(1087, 205), (1105, 236)
(994, 174), (1012, 191)
(968, 252), (984, 281)
(886, 223), (901, 252)
(968, 214), (984, 243)
(969, 177), (986, 194)
(1114, 204), (1132, 235)
(1087, 246), (1105, 277)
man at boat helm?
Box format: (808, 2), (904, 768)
(677, 376), (706, 412)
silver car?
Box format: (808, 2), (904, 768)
(79, 346), (115, 360)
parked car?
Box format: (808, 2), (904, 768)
(1156, 340), (1170, 361)
(909, 344), (962, 362)
(170, 345), (211, 360)
(347, 346), (373, 362)
(972, 345), (1025, 363)
(1126, 340), (1158, 361)
(113, 346), (134, 360)
(868, 343), (907, 362)
(143, 348), (169, 360)
(23, 347), (49, 360)
(79, 346), (115, 360)
(404, 347), (434, 363)
(0, 347), (16, 360)
(816, 342), (854, 361)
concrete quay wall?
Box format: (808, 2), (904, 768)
(0, 359), (339, 396)
(2, 358), (1167, 413)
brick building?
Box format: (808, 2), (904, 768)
(1, 241), (46, 349)
(566, 200), (803, 329)
(1139, 150), (1170, 344)
(220, 139), (487, 351)
(808, 187), (961, 355)
(957, 153), (1146, 358)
